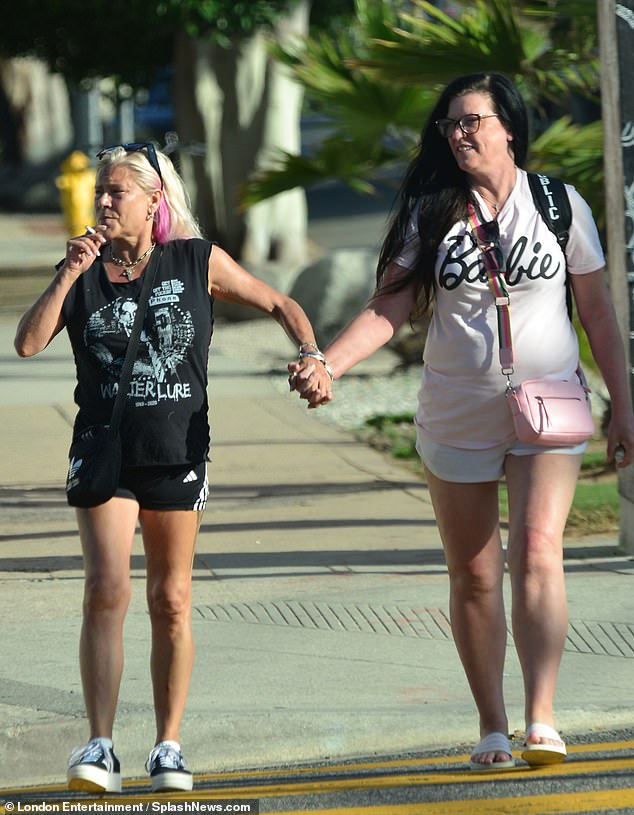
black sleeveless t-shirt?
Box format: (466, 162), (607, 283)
(61, 239), (214, 467)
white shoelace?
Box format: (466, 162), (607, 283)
(68, 740), (110, 768)
(146, 744), (188, 773)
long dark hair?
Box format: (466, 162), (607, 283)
(377, 72), (529, 316)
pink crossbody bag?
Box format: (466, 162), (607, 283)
(468, 204), (594, 446)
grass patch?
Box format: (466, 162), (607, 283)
(565, 481), (619, 532)
(361, 413), (418, 460)
(499, 476), (619, 535)
(360, 413), (619, 536)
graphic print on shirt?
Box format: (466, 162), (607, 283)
(438, 231), (563, 291)
(83, 278), (195, 406)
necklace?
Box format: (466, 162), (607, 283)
(110, 243), (156, 281)
(473, 187), (499, 215)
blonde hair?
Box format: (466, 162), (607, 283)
(96, 145), (203, 242)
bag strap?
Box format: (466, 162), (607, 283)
(468, 203), (585, 391)
(467, 204), (514, 380)
(107, 245), (163, 437)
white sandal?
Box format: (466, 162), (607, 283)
(521, 722), (567, 766)
(470, 732), (515, 771)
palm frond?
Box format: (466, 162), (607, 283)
(353, 0), (598, 104)
(529, 117), (604, 227)
(241, 139), (409, 207)
(242, 0), (603, 223)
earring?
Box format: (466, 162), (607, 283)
(146, 210), (153, 221)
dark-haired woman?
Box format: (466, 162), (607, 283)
(289, 73), (634, 769)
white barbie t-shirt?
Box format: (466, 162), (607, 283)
(395, 168), (605, 448)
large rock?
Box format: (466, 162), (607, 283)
(214, 247), (429, 369)
(214, 249), (377, 342)
(390, 317), (429, 366)
(288, 249), (378, 346)
(212, 259), (301, 322)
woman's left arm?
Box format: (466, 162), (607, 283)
(572, 268), (634, 467)
(208, 245), (332, 400)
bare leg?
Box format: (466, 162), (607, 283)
(425, 469), (510, 765)
(140, 509), (201, 744)
(76, 498), (139, 738)
(504, 452), (582, 748)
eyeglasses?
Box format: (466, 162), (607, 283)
(96, 142), (163, 189)
(435, 113), (500, 139)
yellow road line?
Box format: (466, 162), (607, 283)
(192, 756), (634, 798)
(4, 741), (634, 796)
(4, 756), (634, 804)
(3, 743), (634, 800)
(276, 786), (634, 814)
(191, 739), (634, 783)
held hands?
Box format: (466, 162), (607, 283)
(288, 344), (334, 408)
(63, 225), (107, 276)
(288, 359), (333, 408)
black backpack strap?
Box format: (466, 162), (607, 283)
(527, 172), (573, 318)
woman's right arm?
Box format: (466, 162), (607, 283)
(325, 276), (417, 378)
(14, 228), (106, 357)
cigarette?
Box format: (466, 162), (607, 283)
(84, 224), (101, 256)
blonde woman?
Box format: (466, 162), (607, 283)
(15, 143), (331, 792)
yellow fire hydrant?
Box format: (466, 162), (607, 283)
(56, 151), (96, 237)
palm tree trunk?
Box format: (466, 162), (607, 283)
(173, 1), (310, 270)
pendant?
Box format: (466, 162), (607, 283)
(122, 268), (133, 282)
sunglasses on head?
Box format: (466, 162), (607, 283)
(96, 142), (163, 189)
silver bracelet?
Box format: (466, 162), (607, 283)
(299, 341), (320, 354)
(298, 350), (334, 382)
(299, 350), (326, 363)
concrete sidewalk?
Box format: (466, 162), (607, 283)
(1, 214), (634, 790)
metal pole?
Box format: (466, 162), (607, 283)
(598, 0), (634, 550)
(118, 86), (136, 144)
(73, 82), (103, 154)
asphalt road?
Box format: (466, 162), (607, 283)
(3, 730), (634, 814)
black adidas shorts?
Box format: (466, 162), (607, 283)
(115, 462), (209, 511)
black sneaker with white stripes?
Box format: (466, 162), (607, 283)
(146, 742), (193, 791)
(67, 739), (122, 793)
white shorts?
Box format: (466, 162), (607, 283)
(416, 433), (587, 483)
